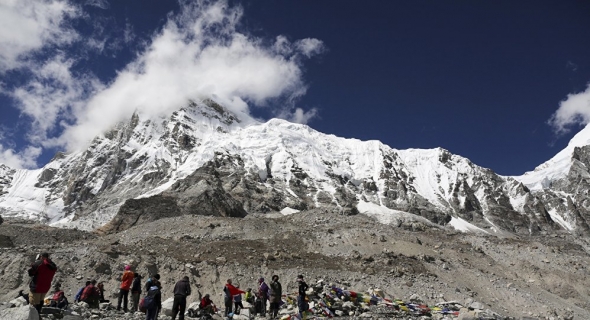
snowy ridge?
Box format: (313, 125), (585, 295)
(1, 100), (590, 235)
(513, 124), (590, 191)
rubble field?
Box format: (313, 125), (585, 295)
(0, 209), (589, 319)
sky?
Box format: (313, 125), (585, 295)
(1, 0), (590, 176)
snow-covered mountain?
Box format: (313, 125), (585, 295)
(1, 99), (589, 236)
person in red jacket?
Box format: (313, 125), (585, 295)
(223, 279), (245, 317)
(199, 294), (216, 315)
(28, 252), (57, 315)
(117, 265), (134, 312)
(81, 280), (100, 308)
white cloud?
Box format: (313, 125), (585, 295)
(58, 0), (325, 150)
(0, 144), (42, 169)
(0, 0), (79, 71)
(548, 84), (590, 135)
(281, 107), (319, 125)
(1, 0), (324, 165)
(10, 55), (103, 146)
(85, 0), (109, 10)
(296, 38), (325, 58)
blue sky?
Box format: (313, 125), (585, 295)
(1, 0), (590, 176)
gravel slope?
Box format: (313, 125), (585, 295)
(0, 210), (588, 319)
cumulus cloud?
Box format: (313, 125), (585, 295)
(548, 84), (590, 135)
(58, 0), (325, 150)
(0, 0), (79, 72)
(10, 55), (103, 146)
(0, 0), (325, 168)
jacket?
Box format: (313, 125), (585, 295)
(298, 280), (309, 297)
(269, 281), (282, 303)
(258, 282), (269, 298)
(120, 270), (134, 290)
(147, 286), (162, 309)
(173, 279), (191, 298)
(131, 277), (142, 293)
(74, 287), (85, 302)
(80, 284), (100, 302)
(199, 297), (213, 309)
(28, 258), (57, 293)
(224, 284), (244, 301)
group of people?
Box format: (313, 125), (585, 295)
(219, 274), (309, 320)
(26, 253), (309, 320)
(24, 253), (182, 320)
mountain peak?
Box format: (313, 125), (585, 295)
(514, 123), (590, 191)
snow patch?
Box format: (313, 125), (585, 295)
(280, 207), (300, 215)
(546, 208), (573, 231)
(356, 200), (435, 226)
(448, 217), (488, 234)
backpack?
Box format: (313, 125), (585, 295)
(142, 287), (159, 311)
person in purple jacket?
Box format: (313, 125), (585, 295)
(257, 277), (269, 316)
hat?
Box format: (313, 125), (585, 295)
(124, 265), (131, 271)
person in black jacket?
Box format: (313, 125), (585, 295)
(131, 273), (142, 312)
(296, 275), (309, 319)
(171, 276), (191, 320)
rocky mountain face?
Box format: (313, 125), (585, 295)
(1, 99), (590, 237)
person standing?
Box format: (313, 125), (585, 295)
(171, 276), (191, 320)
(28, 252), (58, 315)
(223, 279), (244, 317)
(145, 284), (162, 320)
(145, 274), (161, 291)
(117, 265), (134, 312)
(233, 285), (244, 315)
(269, 275), (282, 320)
(296, 275), (309, 319)
(257, 277), (269, 317)
(131, 273), (142, 312)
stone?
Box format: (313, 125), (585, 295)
(0, 305), (39, 320)
(161, 297), (175, 316)
(263, 253), (275, 260)
(469, 301), (484, 310)
(9, 296), (27, 307)
(458, 310), (478, 320)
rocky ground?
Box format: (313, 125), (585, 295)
(0, 209), (589, 319)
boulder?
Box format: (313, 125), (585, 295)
(161, 297), (175, 316)
(9, 296), (27, 307)
(458, 310), (478, 320)
(0, 305), (39, 320)
(469, 301), (484, 310)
